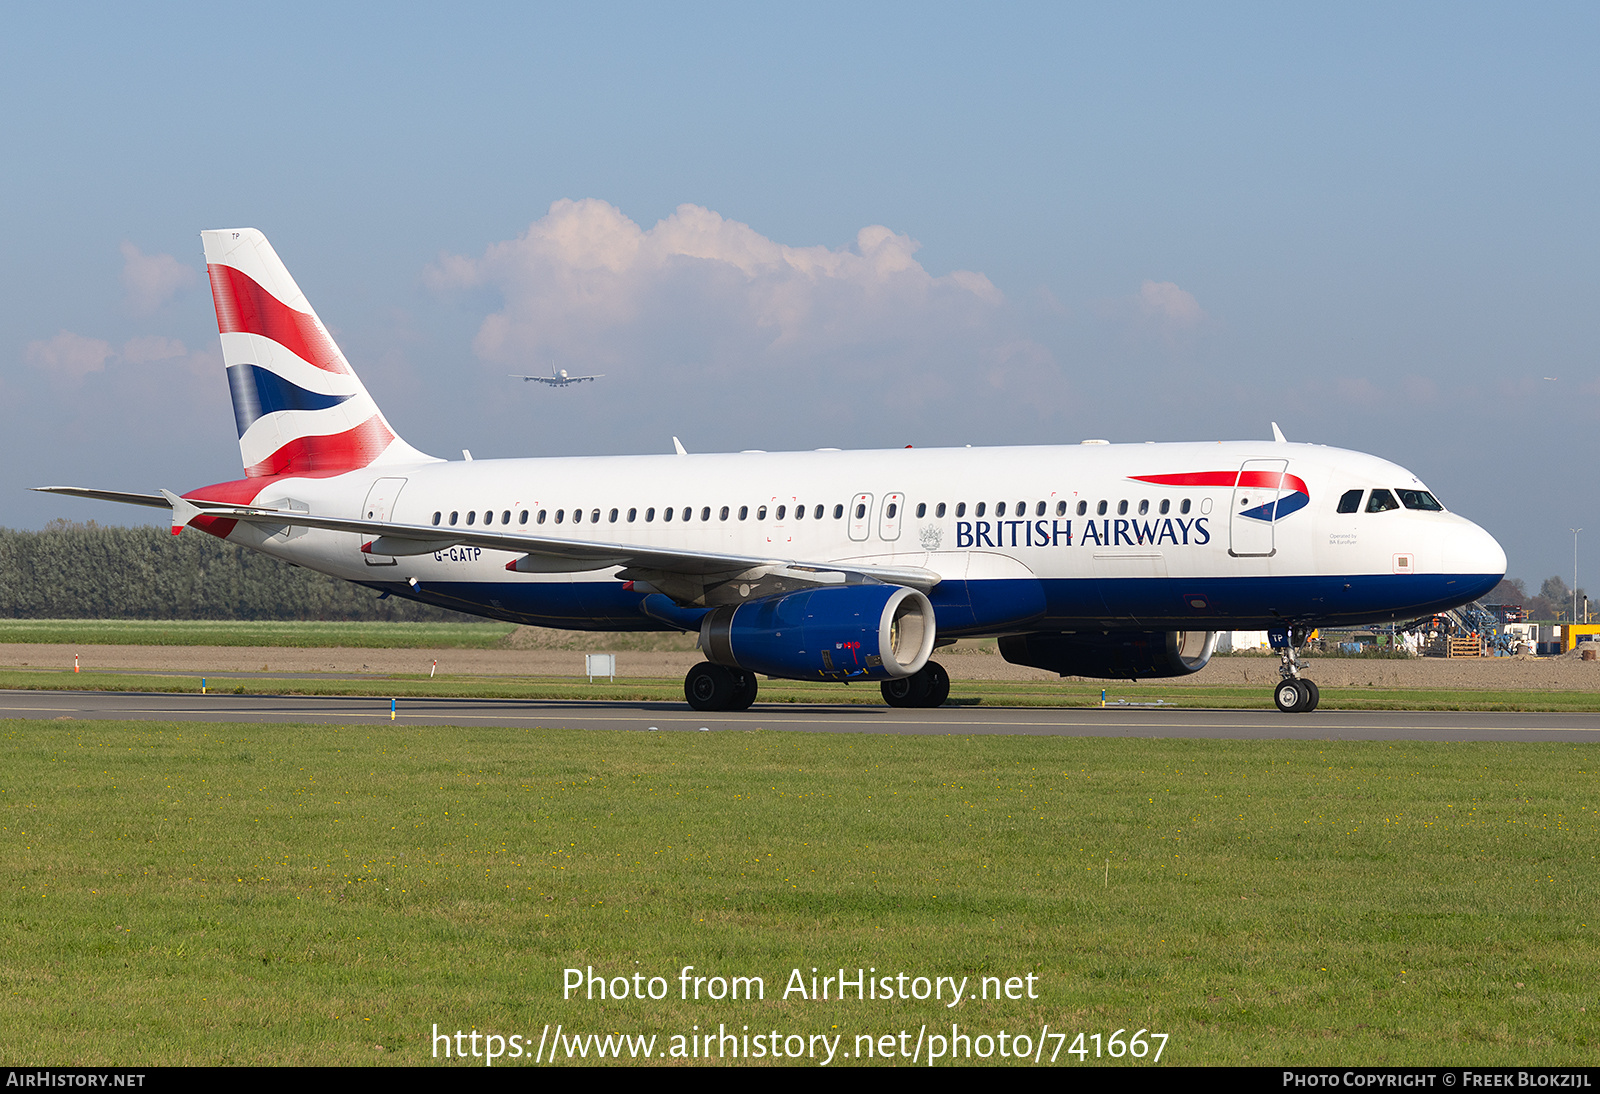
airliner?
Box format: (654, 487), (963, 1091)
(514, 367), (604, 387)
(39, 229), (1506, 714)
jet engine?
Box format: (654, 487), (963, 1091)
(998, 629), (1217, 680)
(699, 584), (936, 681)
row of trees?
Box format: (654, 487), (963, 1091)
(0, 521), (473, 621)
(1488, 577), (1590, 622)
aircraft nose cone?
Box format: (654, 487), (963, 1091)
(1444, 518), (1506, 600)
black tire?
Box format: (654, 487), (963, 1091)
(1273, 679), (1305, 713)
(1301, 679), (1320, 713)
(882, 662), (949, 708)
(729, 670), (758, 711)
(881, 671), (932, 708)
(686, 662), (737, 711)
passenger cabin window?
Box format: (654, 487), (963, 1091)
(628, 508), (637, 522)
(776, 505), (786, 520)
(1077, 501), (1087, 516)
(975, 502), (986, 517)
(1180, 499), (1191, 514)
(537, 509), (547, 524)
(936, 502), (946, 518)
(432, 512), (442, 526)
(1366, 489), (1400, 513)
(1398, 489), (1444, 511)
(916, 502), (926, 518)
(814, 505), (824, 519)
(794, 504), (805, 520)
(1118, 500), (1129, 515)
(450, 511), (458, 525)
(1097, 501), (1108, 516)
(467, 511), (476, 525)
(1337, 489), (1363, 514)
(956, 502), (966, 518)
(609, 508), (619, 523)
(720, 506), (729, 520)
(645, 508), (655, 522)
(1138, 500), (1148, 515)
(502, 510), (511, 524)
(701, 507), (711, 521)
(758, 506), (767, 520)
(681, 507), (690, 522)
(519, 510), (529, 524)
(1159, 499), (1169, 515)
(996, 501), (1007, 517)
(739, 506), (748, 520)
(833, 504), (844, 519)
(1056, 501), (1067, 516)
(854, 503), (866, 519)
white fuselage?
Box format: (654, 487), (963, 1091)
(209, 439), (1506, 635)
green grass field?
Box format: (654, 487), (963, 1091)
(3, 666), (1599, 713)
(1, 719), (1595, 1066)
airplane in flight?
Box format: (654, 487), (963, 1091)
(39, 229), (1506, 713)
(513, 367), (604, 387)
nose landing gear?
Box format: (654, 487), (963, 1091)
(1270, 626), (1320, 713)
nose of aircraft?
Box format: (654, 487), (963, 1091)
(1444, 516), (1507, 600)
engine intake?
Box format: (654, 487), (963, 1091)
(998, 630), (1216, 680)
(700, 585), (936, 681)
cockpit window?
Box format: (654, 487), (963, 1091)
(1337, 489), (1363, 514)
(1398, 489), (1444, 512)
(1366, 489), (1400, 513)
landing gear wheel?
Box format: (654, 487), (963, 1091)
(1301, 679), (1319, 713)
(686, 662), (737, 712)
(880, 661), (951, 708)
(1274, 679), (1306, 713)
(881, 671), (932, 708)
(729, 670), (758, 711)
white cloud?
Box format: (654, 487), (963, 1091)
(120, 242), (197, 315)
(429, 199), (1005, 369)
(25, 331), (114, 379)
(1136, 280), (1206, 326)
(121, 335), (187, 364)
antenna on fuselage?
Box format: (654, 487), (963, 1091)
(672, 437), (688, 456)
(1271, 422), (1288, 443)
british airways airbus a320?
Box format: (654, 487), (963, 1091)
(40, 229), (1506, 713)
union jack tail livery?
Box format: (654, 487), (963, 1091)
(201, 229), (436, 478)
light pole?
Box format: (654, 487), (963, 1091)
(1574, 528), (1583, 627)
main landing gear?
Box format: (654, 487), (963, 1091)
(684, 662), (758, 712)
(880, 660), (950, 708)
(1271, 626), (1320, 713)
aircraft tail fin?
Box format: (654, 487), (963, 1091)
(200, 229), (436, 478)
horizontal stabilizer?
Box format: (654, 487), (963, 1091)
(32, 486), (170, 509)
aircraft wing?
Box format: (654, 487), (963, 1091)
(35, 487), (940, 600)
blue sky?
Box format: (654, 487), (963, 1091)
(3, 3), (1595, 592)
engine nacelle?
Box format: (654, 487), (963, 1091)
(700, 585), (936, 681)
(998, 630), (1217, 680)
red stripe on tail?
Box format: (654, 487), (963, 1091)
(207, 264), (351, 375)
(245, 415), (396, 478)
